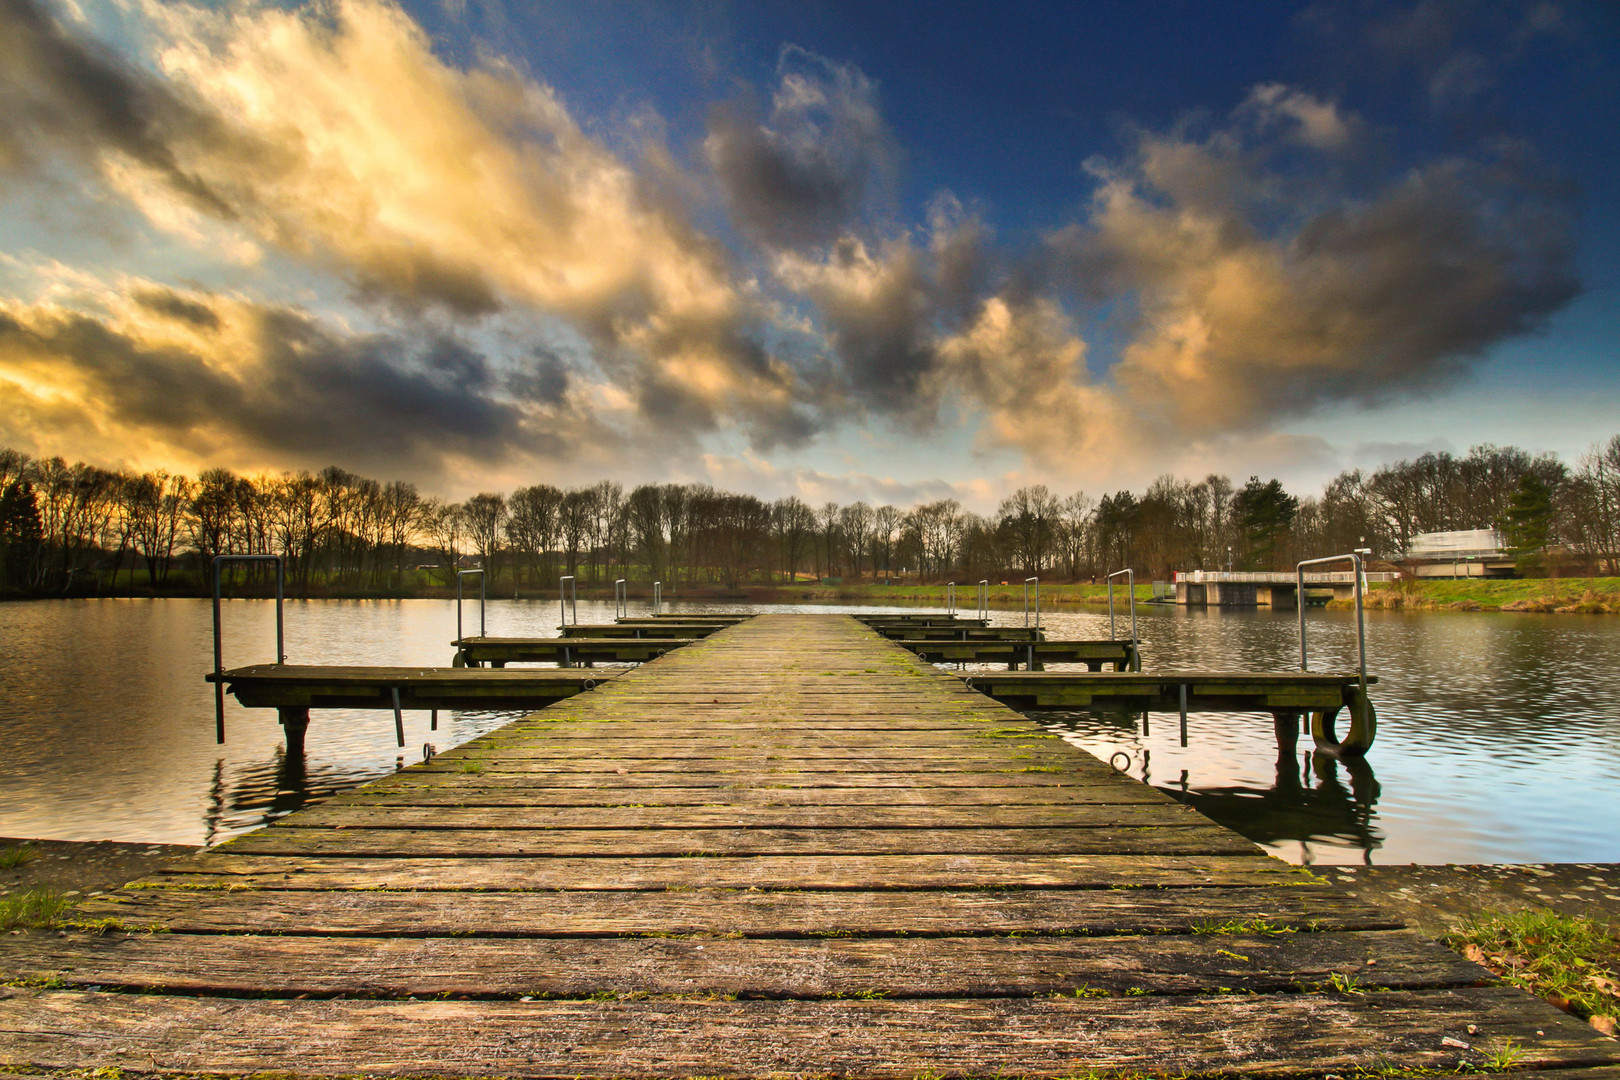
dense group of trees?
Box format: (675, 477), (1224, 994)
(2, 437), (1617, 597)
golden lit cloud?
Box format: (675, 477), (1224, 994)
(0, 280), (615, 482)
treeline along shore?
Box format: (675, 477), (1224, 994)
(1, 438), (1617, 606)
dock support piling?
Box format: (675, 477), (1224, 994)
(1273, 710), (1301, 754)
(390, 687), (404, 748)
(276, 706), (309, 758)
(1180, 684), (1189, 747)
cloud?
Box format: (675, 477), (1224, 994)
(1239, 84), (1358, 150)
(694, 453), (976, 510)
(936, 295), (1128, 468)
(1041, 90), (1578, 448)
(775, 236), (939, 414)
(705, 46), (896, 250)
(1, 0), (816, 450)
(0, 283), (619, 482)
(0, 4), (1588, 496)
(0, 0), (239, 214)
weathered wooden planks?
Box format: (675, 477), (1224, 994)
(1, 612), (1609, 1078)
(210, 664), (623, 710)
(959, 669), (1373, 711)
(2, 988), (1610, 1076)
(454, 636), (697, 666)
(8, 930), (1478, 998)
(75, 884), (1398, 937)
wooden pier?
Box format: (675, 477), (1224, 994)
(2, 614), (1612, 1077)
(453, 636), (696, 667)
(561, 621), (728, 638)
(206, 665), (619, 754)
(899, 637), (1139, 670)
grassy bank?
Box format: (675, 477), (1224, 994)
(1448, 910), (1620, 1036)
(1351, 577), (1620, 614)
(764, 580), (1158, 608)
(9, 574), (1620, 613)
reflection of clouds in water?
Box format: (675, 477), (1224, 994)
(202, 710), (525, 845)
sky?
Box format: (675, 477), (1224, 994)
(1, 0), (1616, 511)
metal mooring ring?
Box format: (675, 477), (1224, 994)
(582, 678), (597, 690)
(1109, 751), (1131, 773)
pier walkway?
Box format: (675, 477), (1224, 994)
(2, 615), (1613, 1076)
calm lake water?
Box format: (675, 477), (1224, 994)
(1, 596), (1617, 865)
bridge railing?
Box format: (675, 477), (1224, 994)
(1174, 570), (1399, 584)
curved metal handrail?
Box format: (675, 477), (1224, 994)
(456, 569), (486, 642)
(1297, 553), (1368, 691)
(211, 554), (285, 745)
(559, 574), (578, 626)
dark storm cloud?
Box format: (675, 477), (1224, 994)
(775, 195), (999, 421)
(1039, 117), (1580, 433)
(0, 0), (237, 215)
(705, 46), (896, 250)
(805, 239), (938, 412)
(1283, 152), (1579, 396)
(505, 349), (570, 405)
(0, 297), (532, 476)
(349, 246), (503, 318)
(0, 0), (503, 318)
(133, 286), (222, 330)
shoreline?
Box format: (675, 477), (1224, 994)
(5, 577), (1619, 614)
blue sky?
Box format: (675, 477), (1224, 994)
(0, 0), (1615, 509)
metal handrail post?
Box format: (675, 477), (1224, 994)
(559, 575), (577, 626)
(615, 579), (627, 620)
(455, 569), (486, 642)
(1023, 577), (1039, 628)
(1297, 554), (1367, 691)
(946, 582), (956, 616)
(211, 554), (285, 745)
(978, 580), (988, 620)
(1106, 568), (1136, 647)
(653, 581), (662, 612)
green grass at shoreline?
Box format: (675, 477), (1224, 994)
(7, 575), (1619, 614)
(1350, 576), (1620, 613)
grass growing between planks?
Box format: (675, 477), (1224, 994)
(0, 887), (74, 929)
(1447, 909), (1620, 1034)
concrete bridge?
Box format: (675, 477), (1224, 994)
(1175, 570), (1399, 608)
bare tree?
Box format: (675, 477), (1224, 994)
(872, 504), (901, 581)
(838, 502), (872, 581)
(420, 498), (465, 585)
(462, 492), (510, 583)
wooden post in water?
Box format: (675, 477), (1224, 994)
(277, 706), (310, 758)
(1272, 710), (1301, 755)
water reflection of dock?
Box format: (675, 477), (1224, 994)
(1164, 753), (1384, 863)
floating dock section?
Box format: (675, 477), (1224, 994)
(1, 614), (1612, 1077)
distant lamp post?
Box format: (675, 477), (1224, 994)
(1226, 546), (1233, 572)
